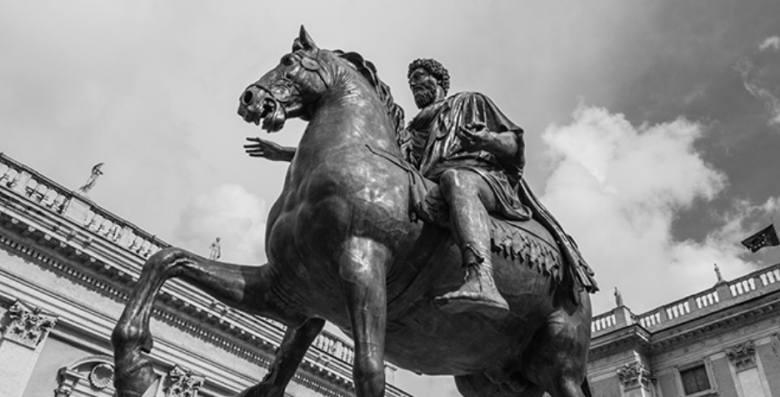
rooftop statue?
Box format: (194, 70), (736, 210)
(113, 27), (597, 397)
(77, 162), (104, 194)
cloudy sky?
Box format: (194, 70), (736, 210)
(2, 1), (780, 395)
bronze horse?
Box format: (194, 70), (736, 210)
(112, 27), (593, 397)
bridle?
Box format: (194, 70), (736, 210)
(246, 49), (331, 107)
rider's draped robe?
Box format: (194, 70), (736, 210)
(402, 92), (598, 299)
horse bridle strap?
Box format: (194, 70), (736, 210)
(301, 50), (331, 90)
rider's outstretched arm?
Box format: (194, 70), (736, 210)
(244, 137), (297, 162)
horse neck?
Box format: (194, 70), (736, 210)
(299, 78), (399, 156)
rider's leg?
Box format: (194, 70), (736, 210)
(435, 168), (509, 318)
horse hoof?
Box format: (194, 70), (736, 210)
(434, 294), (510, 319)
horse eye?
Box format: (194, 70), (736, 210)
(281, 55), (295, 66)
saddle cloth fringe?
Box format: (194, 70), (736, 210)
(489, 218), (563, 283)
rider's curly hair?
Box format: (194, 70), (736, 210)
(407, 58), (450, 95)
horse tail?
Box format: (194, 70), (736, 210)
(581, 378), (593, 397)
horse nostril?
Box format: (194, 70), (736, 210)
(242, 90), (254, 105)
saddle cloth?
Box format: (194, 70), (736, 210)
(366, 144), (598, 303)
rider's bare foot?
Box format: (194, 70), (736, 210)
(435, 265), (509, 319)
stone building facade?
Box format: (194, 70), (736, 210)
(588, 263), (780, 397)
(0, 153), (410, 397)
(6, 148), (779, 397)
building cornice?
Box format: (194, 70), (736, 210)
(589, 324), (651, 361)
(590, 288), (780, 358)
(647, 290), (779, 354)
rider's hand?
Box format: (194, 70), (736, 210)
(458, 122), (492, 150)
(244, 137), (294, 162)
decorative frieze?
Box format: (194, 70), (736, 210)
(88, 363), (115, 390)
(2, 300), (57, 348)
(55, 356), (115, 397)
(725, 340), (756, 370)
(164, 365), (205, 397)
(617, 360), (652, 390)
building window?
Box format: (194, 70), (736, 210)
(680, 364), (711, 395)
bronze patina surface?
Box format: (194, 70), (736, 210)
(113, 27), (595, 397)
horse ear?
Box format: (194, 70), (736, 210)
(298, 25), (318, 50)
(292, 39), (303, 52)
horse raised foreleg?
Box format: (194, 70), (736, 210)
(111, 247), (287, 397)
(338, 237), (390, 397)
(237, 318), (325, 397)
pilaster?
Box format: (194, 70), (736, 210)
(725, 341), (757, 371)
(617, 359), (654, 397)
(0, 299), (58, 397)
(163, 365), (206, 397)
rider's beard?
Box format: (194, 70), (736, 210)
(413, 87), (437, 109)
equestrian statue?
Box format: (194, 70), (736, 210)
(112, 27), (598, 397)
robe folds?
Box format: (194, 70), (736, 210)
(405, 92), (531, 221)
(403, 92), (598, 297)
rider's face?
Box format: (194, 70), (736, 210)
(409, 67), (440, 109)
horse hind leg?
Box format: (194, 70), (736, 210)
(521, 292), (592, 397)
(111, 247), (296, 397)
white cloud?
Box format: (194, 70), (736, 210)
(540, 106), (765, 313)
(759, 35), (780, 52)
(735, 58), (780, 126)
(174, 184), (267, 264)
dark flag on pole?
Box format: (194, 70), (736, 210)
(741, 224), (780, 253)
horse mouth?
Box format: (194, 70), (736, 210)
(260, 100), (287, 133)
(241, 98), (287, 133)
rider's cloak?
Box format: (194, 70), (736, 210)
(404, 92), (598, 299)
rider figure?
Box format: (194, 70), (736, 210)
(402, 58), (530, 317)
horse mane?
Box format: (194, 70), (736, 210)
(333, 50), (405, 138)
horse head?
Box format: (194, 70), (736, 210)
(237, 26), (334, 133)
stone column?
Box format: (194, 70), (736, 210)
(0, 300), (58, 397)
(617, 360), (654, 397)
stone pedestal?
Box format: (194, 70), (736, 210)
(614, 306), (635, 327)
(0, 300), (57, 397)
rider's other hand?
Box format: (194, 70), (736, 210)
(458, 122), (491, 150)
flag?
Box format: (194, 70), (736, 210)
(741, 224), (780, 253)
